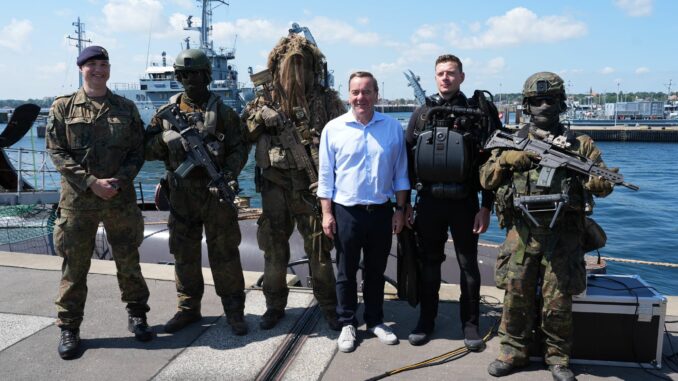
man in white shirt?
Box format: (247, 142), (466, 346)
(317, 71), (410, 353)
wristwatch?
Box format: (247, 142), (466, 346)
(394, 204), (406, 212)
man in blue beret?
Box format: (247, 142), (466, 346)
(76, 45), (109, 66)
(46, 45), (153, 360)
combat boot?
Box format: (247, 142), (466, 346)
(58, 328), (80, 360)
(164, 310), (202, 333)
(488, 359), (524, 377)
(128, 315), (153, 342)
(259, 309), (285, 330)
(549, 365), (576, 381)
(323, 309), (342, 331)
(227, 312), (248, 336)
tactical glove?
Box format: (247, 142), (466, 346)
(585, 167), (617, 195)
(258, 105), (283, 132)
(162, 130), (187, 167)
(498, 150), (538, 171)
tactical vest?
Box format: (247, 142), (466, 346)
(496, 128), (587, 229)
(413, 100), (476, 199)
(159, 93), (227, 171)
(257, 92), (326, 171)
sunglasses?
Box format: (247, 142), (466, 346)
(528, 97), (557, 107)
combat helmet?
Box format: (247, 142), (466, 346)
(174, 49), (211, 73)
(522, 71), (568, 113)
(522, 72), (566, 99)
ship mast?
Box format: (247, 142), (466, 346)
(184, 0), (229, 56)
(665, 79), (673, 104)
(66, 17), (92, 88)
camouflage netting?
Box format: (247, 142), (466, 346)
(0, 203), (56, 254)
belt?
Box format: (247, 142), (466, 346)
(350, 201), (391, 212)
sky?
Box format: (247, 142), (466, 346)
(1, 0), (676, 101)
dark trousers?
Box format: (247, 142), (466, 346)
(333, 202), (393, 327)
(415, 194), (481, 339)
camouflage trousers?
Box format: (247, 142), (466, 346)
(497, 220), (586, 367)
(54, 204), (150, 329)
(168, 178), (245, 315)
(257, 180), (337, 313)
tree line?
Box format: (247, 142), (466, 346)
(0, 92), (674, 109)
(0, 98), (55, 108)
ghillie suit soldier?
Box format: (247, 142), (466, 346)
(244, 33), (345, 330)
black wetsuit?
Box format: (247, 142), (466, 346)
(405, 92), (494, 339)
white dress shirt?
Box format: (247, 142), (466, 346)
(317, 110), (410, 206)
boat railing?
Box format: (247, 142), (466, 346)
(4, 147), (60, 191)
(110, 82), (141, 91)
(0, 147), (60, 206)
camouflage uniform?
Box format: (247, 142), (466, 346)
(244, 34), (345, 315)
(145, 92), (248, 317)
(46, 88), (150, 329)
(480, 123), (613, 366)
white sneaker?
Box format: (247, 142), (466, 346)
(337, 325), (356, 353)
(368, 323), (399, 345)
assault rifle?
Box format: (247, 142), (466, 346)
(250, 69), (320, 192)
(156, 105), (238, 209)
(484, 127), (639, 191)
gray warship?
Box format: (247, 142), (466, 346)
(113, 0), (252, 122)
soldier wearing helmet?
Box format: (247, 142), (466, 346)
(243, 33), (345, 331)
(145, 48), (250, 336)
(480, 72), (614, 381)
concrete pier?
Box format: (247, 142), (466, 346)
(0, 251), (677, 380)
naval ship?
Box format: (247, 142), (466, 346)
(113, 0), (252, 122)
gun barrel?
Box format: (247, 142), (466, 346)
(622, 182), (640, 191)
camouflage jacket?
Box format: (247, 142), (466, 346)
(243, 87), (346, 190)
(144, 92), (249, 183)
(46, 88), (145, 210)
(479, 123), (613, 229)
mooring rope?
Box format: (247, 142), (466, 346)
(600, 256), (678, 268)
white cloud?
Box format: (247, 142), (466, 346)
(371, 41), (442, 76)
(459, 57), (506, 77)
(448, 7), (587, 49)
(559, 68), (584, 75)
(212, 18), (285, 43)
(84, 30), (119, 50)
(484, 57), (506, 75)
(356, 17), (369, 25)
(38, 62), (68, 75)
(55, 9), (72, 17)
(412, 24), (437, 43)
(614, 0), (653, 17)
(102, 0), (166, 34)
(601, 67), (616, 74)
(0, 19), (33, 51)
(170, 0), (193, 9)
(307, 17), (380, 46)
(635, 66), (650, 74)
(468, 21), (482, 34)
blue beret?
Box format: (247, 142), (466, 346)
(77, 46), (109, 66)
